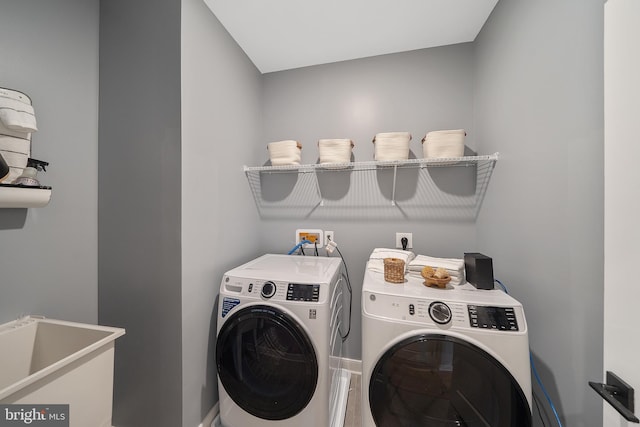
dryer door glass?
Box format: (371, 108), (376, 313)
(216, 305), (318, 420)
(369, 334), (531, 427)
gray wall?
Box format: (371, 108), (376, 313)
(98, 0), (183, 426)
(474, 1), (604, 426)
(260, 44), (478, 359)
(180, 0), (263, 425)
(0, 0), (99, 324)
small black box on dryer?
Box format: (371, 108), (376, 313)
(464, 253), (494, 290)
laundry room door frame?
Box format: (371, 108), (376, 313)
(603, 0), (640, 425)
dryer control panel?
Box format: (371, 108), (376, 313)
(468, 305), (519, 331)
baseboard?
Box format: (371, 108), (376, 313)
(199, 402), (219, 427)
(341, 357), (362, 374)
(331, 369), (352, 427)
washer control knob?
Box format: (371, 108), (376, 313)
(261, 281), (276, 299)
(428, 301), (452, 324)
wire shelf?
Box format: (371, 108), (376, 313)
(244, 153), (498, 220)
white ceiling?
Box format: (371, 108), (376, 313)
(203, 0), (499, 74)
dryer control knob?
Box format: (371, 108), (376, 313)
(261, 281), (276, 299)
(429, 301), (452, 324)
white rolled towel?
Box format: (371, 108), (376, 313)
(367, 248), (416, 273)
(267, 140), (301, 166)
(0, 96), (38, 133)
(408, 255), (465, 285)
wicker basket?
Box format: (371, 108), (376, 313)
(423, 276), (452, 289)
(384, 258), (405, 283)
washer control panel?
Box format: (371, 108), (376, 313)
(363, 290), (525, 333)
(260, 281), (277, 299)
(468, 305), (519, 331)
(223, 276), (323, 302)
(286, 283), (320, 302)
(428, 301), (452, 325)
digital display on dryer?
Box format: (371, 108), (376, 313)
(468, 305), (519, 331)
(286, 283), (320, 302)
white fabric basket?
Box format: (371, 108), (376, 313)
(318, 139), (354, 165)
(267, 140), (302, 166)
(372, 132), (411, 161)
(422, 129), (465, 159)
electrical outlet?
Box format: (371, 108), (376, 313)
(324, 231), (334, 246)
(395, 232), (413, 249)
(296, 229), (324, 249)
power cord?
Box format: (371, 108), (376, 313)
(335, 246), (353, 341)
(494, 279), (564, 427)
(325, 236), (353, 341)
(533, 393), (548, 427)
(289, 236), (352, 340)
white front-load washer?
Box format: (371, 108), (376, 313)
(361, 267), (532, 427)
(216, 254), (349, 427)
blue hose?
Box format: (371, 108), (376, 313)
(495, 279), (508, 293)
(530, 353), (564, 427)
(496, 279), (563, 426)
(287, 240), (312, 255)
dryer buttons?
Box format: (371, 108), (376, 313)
(408, 304), (415, 316)
(428, 301), (452, 325)
(287, 283), (320, 302)
(261, 281), (277, 299)
(468, 305), (519, 331)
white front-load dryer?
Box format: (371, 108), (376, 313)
(361, 267), (532, 427)
(216, 254), (347, 427)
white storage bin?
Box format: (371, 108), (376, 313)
(422, 129), (466, 159)
(318, 139), (354, 165)
(267, 140), (302, 166)
(0, 316), (125, 427)
(372, 132), (411, 161)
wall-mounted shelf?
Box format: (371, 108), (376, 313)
(244, 153), (498, 220)
(0, 184), (52, 208)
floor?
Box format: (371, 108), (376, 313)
(344, 373), (362, 427)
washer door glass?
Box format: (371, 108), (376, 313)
(369, 334), (531, 427)
(216, 305), (318, 420)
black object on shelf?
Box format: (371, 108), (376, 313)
(464, 253), (494, 290)
(589, 371), (639, 423)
